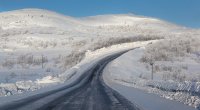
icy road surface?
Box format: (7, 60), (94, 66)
(106, 82), (197, 110)
(0, 50), (139, 110)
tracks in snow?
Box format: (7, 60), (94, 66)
(0, 49), (141, 110)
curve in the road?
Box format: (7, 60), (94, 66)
(0, 50), (141, 110)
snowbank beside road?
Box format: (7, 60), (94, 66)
(82, 40), (157, 65)
(0, 8), (162, 97)
(0, 40), (156, 99)
(106, 81), (196, 110)
(0, 42), (138, 106)
(103, 47), (200, 109)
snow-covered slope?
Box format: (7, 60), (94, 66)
(81, 14), (183, 31)
(0, 8), (199, 97)
(0, 9), (83, 29)
(0, 9), (189, 34)
(103, 47), (200, 109)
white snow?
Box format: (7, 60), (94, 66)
(103, 46), (200, 109)
(82, 40), (157, 65)
(0, 8), (175, 97)
(107, 82), (196, 110)
(0, 8), (200, 109)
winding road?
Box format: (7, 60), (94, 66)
(0, 50), (140, 110)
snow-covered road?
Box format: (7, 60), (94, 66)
(0, 48), (197, 110)
(0, 49), (139, 110)
(105, 81), (196, 110)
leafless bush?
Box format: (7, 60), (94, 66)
(62, 35), (162, 69)
(90, 36), (162, 51)
(62, 50), (85, 69)
(162, 72), (171, 81)
(141, 36), (200, 63)
(162, 70), (186, 82)
(162, 66), (173, 72)
(46, 68), (52, 72)
(1, 54), (48, 69)
(72, 40), (87, 48)
(154, 65), (160, 72)
(171, 70), (186, 82)
(1, 59), (15, 69)
(139, 73), (148, 79)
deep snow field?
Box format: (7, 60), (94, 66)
(0, 8), (200, 109)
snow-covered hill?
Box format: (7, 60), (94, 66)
(0, 8), (199, 97)
(0, 9), (189, 35)
(0, 9), (83, 29)
(81, 14), (183, 31)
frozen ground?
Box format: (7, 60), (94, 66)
(0, 46), (136, 106)
(103, 47), (200, 109)
(0, 8), (200, 99)
(105, 80), (196, 110)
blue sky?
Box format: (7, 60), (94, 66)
(0, 0), (200, 28)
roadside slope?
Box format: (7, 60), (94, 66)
(103, 48), (198, 110)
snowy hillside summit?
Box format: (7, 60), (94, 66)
(0, 8), (188, 32)
(0, 8), (199, 98)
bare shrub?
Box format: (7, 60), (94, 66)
(17, 54), (48, 67)
(90, 36), (162, 51)
(141, 36), (200, 63)
(171, 69), (186, 82)
(162, 66), (173, 72)
(1, 59), (15, 69)
(162, 72), (171, 81)
(46, 68), (51, 72)
(154, 65), (160, 72)
(62, 50), (85, 69)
